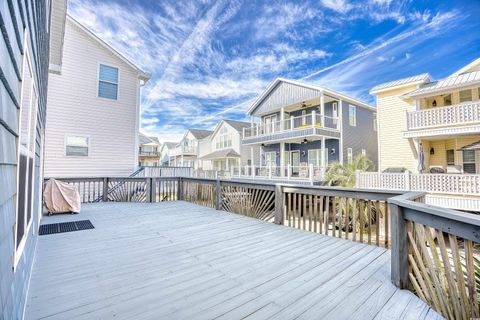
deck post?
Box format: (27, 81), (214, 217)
(390, 202), (409, 289)
(274, 184), (283, 225)
(215, 180), (221, 210)
(177, 177), (183, 200)
(148, 178), (155, 203)
(102, 178), (109, 202)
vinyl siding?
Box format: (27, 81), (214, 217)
(44, 18), (141, 177)
(375, 85), (418, 172)
(341, 100), (378, 169)
(0, 0), (51, 319)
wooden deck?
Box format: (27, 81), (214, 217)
(25, 202), (442, 320)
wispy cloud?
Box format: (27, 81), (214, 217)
(68, 0), (480, 142)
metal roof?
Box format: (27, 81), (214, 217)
(458, 140), (480, 151)
(200, 148), (240, 160)
(370, 74), (430, 94)
(404, 71), (480, 98)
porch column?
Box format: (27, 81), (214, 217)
(320, 91), (325, 126)
(280, 142), (285, 177)
(338, 99), (343, 164)
(181, 154), (184, 167)
(280, 107), (285, 131)
(321, 136), (326, 168)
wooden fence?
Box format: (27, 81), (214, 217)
(45, 177), (479, 319)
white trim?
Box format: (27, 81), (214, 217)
(338, 99), (344, 164)
(370, 79), (429, 94)
(64, 135), (91, 157)
(66, 15), (150, 81)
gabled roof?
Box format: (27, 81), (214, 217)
(188, 129), (213, 140)
(458, 140), (480, 151)
(404, 71), (480, 98)
(139, 133), (160, 146)
(200, 148), (241, 160)
(450, 57), (480, 77)
(248, 78), (375, 115)
(370, 74), (430, 94)
(67, 15), (151, 81)
(224, 119), (251, 132)
(163, 142), (177, 149)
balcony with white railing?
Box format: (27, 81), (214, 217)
(242, 111), (340, 145)
(170, 145), (198, 157)
(231, 164), (326, 184)
(404, 101), (480, 138)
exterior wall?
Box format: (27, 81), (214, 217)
(341, 101), (378, 169)
(44, 18), (141, 177)
(197, 137), (212, 170)
(0, 1), (52, 319)
(375, 85), (418, 172)
(261, 140), (339, 166)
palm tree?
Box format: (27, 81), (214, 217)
(324, 154), (374, 187)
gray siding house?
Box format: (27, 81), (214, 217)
(0, 0), (66, 318)
(241, 78), (378, 181)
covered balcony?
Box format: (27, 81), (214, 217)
(26, 176), (479, 319)
(170, 145), (198, 157)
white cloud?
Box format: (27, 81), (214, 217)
(320, 0), (351, 13)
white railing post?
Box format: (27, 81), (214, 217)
(243, 127), (245, 139)
(355, 170), (361, 188)
(268, 164), (272, 179)
(256, 125), (259, 136)
(290, 116), (294, 131)
(311, 110), (316, 127)
(252, 164), (255, 179)
(287, 164), (291, 180)
(404, 171), (411, 190)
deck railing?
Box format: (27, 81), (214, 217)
(356, 171), (480, 195)
(231, 165), (326, 183)
(170, 145), (197, 156)
(406, 102), (480, 131)
(390, 193), (480, 320)
(44, 176), (480, 318)
(243, 113), (340, 139)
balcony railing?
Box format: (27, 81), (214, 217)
(243, 112), (340, 140)
(170, 145), (198, 156)
(231, 164), (326, 183)
(138, 151), (160, 156)
(406, 101), (480, 131)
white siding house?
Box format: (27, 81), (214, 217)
(44, 15), (150, 177)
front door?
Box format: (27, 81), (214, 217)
(291, 151), (300, 175)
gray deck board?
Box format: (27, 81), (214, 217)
(25, 202), (442, 320)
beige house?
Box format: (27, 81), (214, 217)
(44, 15), (150, 177)
(358, 58), (480, 211)
(138, 133), (161, 166)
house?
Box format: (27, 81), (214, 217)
(170, 129), (213, 168)
(138, 133), (161, 166)
(159, 142), (177, 166)
(358, 58), (480, 211)
(240, 78), (378, 182)
(0, 0), (67, 318)
(43, 15), (151, 178)
(199, 120), (261, 171)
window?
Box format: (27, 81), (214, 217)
(264, 115), (277, 133)
(98, 64), (119, 99)
(308, 149), (321, 166)
(265, 151), (276, 166)
(16, 44), (37, 257)
(216, 126), (232, 149)
(459, 89), (472, 103)
(373, 113), (377, 131)
(463, 150), (476, 173)
(332, 102), (338, 117)
(302, 110), (307, 125)
(347, 148), (353, 164)
(446, 149), (455, 166)
(444, 94), (452, 106)
(66, 136), (89, 156)
(349, 105), (356, 126)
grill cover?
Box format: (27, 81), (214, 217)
(44, 179), (81, 214)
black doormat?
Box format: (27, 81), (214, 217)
(39, 220), (94, 235)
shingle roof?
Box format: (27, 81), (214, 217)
(224, 120), (251, 132)
(163, 142), (177, 149)
(189, 129), (213, 140)
(200, 148), (241, 160)
(370, 73), (430, 94)
(404, 71), (480, 98)
(458, 140), (480, 151)
(139, 133), (160, 145)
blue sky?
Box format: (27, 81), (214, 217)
(68, 0), (480, 142)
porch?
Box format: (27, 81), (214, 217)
(26, 201), (440, 320)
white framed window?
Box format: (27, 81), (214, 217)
(15, 38), (37, 266)
(444, 94), (452, 106)
(347, 148), (353, 164)
(373, 113), (377, 131)
(216, 126), (232, 149)
(308, 149), (321, 166)
(463, 150), (476, 174)
(265, 151), (276, 166)
(98, 64), (119, 99)
(332, 102), (338, 117)
(459, 89), (472, 103)
(349, 105), (356, 126)
(66, 136), (89, 156)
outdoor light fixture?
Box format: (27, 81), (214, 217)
(301, 151), (306, 156)
(303, 138), (308, 144)
(261, 143), (265, 147)
(430, 148), (435, 155)
(432, 100), (437, 107)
